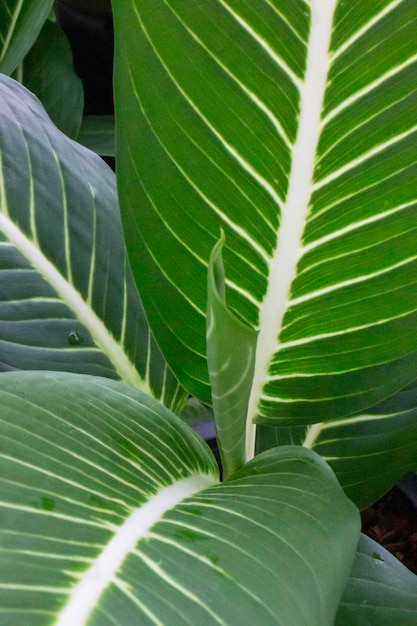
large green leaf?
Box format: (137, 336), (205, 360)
(113, 1), (417, 427)
(257, 381), (417, 508)
(0, 371), (360, 625)
(336, 534), (417, 625)
(0, 75), (185, 412)
(20, 19), (84, 139)
(0, 0), (53, 75)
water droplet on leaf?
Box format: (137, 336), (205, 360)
(67, 330), (83, 346)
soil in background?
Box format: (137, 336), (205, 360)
(362, 485), (417, 574)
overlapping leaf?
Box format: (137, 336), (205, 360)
(77, 115), (115, 157)
(257, 380), (417, 508)
(0, 75), (185, 412)
(336, 534), (417, 625)
(0, 371), (360, 626)
(113, 0), (417, 426)
(21, 19), (84, 139)
(0, 0), (53, 75)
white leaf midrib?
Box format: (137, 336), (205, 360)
(55, 474), (217, 626)
(245, 1), (337, 459)
(0, 211), (151, 395)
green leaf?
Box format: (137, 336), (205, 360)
(0, 0), (53, 75)
(179, 396), (214, 428)
(207, 233), (257, 477)
(77, 115), (115, 157)
(336, 534), (417, 625)
(257, 382), (417, 508)
(0, 75), (185, 412)
(113, 1), (417, 426)
(0, 371), (360, 625)
(20, 19), (84, 139)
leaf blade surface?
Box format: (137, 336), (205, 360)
(257, 380), (417, 508)
(0, 0), (53, 75)
(0, 371), (360, 626)
(113, 0), (417, 423)
(21, 19), (84, 139)
(0, 75), (184, 411)
(336, 534), (417, 625)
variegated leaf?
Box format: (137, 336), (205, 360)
(113, 0), (417, 437)
(0, 0), (53, 75)
(0, 75), (185, 412)
(0, 371), (360, 626)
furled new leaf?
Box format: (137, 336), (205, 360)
(0, 371), (360, 626)
(0, 75), (185, 412)
(113, 0), (417, 428)
(207, 233), (257, 476)
(0, 0), (53, 75)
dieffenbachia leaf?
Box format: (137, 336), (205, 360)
(336, 534), (417, 625)
(0, 75), (185, 412)
(257, 381), (417, 509)
(0, 0), (53, 75)
(179, 396), (214, 428)
(20, 19), (84, 139)
(113, 1), (417, 427)
(0, 371), (360, 626)
(207, 233), (257, 476)
(77, 115), (115, 157)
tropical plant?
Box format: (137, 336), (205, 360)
(1, 0), (417, 624)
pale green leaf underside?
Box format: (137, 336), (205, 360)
(0, 0), (53, 75)
(114, 0), (417, 422)
(0, 76), (185, 412)
(0, 372), (360, 626)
